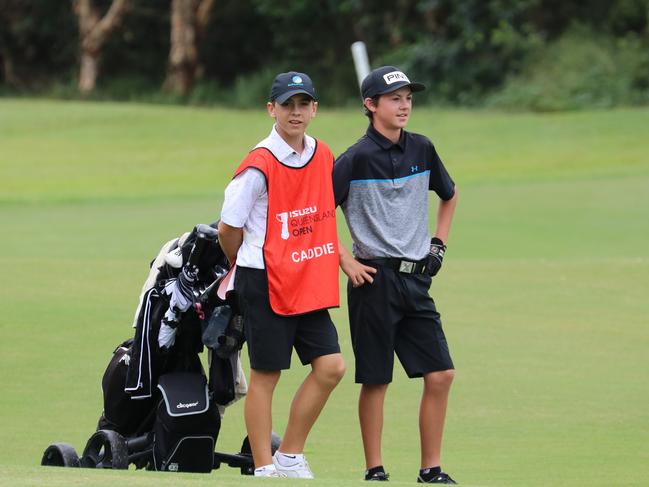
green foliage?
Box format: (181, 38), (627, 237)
(187, 69), (276, 108)
(383, 0), (544, 104)
(487, 27), (649, 111)
(228, 68), (277, 108)
(199, 0), (273, 84)
(2, 1), (649, 109)
(100, 1), (170, 84)
(0, 0), (77, 87)
(249, 0), (361, 104)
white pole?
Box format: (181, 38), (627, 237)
(351, 41), (370, 91)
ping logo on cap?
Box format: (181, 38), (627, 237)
(383, 71), (410, 85)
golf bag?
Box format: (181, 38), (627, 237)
(98, 339), (155, 437)
(93, 222), (246, 472)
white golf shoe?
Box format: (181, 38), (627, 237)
(272, 451), (314, 479)
(254, 464), (286, 477)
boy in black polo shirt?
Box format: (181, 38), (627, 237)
(334, 66), (459, 484)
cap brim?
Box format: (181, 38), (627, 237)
(374, 81), (426, 97)
(273, 89), (316, 104)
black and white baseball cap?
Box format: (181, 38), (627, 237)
(361, 66), (426, 99)
(270, 71), (318, 104)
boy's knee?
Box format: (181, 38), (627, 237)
(424, 369), (455, 392)
(314, 354), (346, 387)
(249, 369), (282, 392)
(330, 358), (347, 384)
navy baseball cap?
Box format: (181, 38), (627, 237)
(361, 66), (425, 99)
(270, 71), (317, 104)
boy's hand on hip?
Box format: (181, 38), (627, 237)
(340, 254), (377, 287)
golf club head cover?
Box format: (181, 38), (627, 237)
(164, 265), (197, 313)
(158, 322), (177, 350)
(164, 246), (184, 268)
(158, 265), (198, 350)
(425, 237), (446, 276)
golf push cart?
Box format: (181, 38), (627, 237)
(41, 223), (279, 474)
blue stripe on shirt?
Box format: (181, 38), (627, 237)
(349, 169), (430, 184)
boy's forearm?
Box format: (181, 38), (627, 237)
(217, 221), (244, 264)
(434, 187), (458, 244)
(338, 239), (354, 267)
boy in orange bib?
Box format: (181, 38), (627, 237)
(218, 72), (345, 478)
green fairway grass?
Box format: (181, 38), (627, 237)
(1, 99), (648, 486)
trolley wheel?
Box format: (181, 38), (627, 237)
(81, 429), (129, 469)
(41, 442), (80, 467)
(239, 431), (282, 475)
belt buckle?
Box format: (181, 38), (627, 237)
(398, 260), (415, 273)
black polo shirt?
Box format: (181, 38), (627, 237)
(333, 124), (455, 260)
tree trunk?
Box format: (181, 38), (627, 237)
(164, 0), (214, 96)
(73, 0), (129, 95)
(79, 50), (100, 94)
(0, 47), (21, 87)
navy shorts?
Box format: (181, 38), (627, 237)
(234, 267), (341, 371)
(347, 264), (454, 384)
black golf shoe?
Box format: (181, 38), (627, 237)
(365, 466), (389, 481)
(365, 471), (389, 481)
(417, 471), (457, 484)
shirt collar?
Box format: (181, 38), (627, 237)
(268, 124), (315, 160)
(366, 124), (406, 151)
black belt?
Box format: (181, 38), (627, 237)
(359, 257), (427, 275)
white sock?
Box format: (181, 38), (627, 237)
(274, 451), (304, 466)
(254, 464), (277, 474)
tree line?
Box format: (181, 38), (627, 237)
(1, 0), (648, 108)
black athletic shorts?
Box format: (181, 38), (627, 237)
(348, 264), (454, 384)
(234, 266), (341, 371)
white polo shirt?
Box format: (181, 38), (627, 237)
(220, 125), (316, 269)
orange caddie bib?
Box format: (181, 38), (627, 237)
(234, 141), (340, 316)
